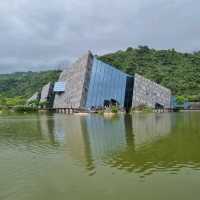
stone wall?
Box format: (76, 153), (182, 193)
(132, 74), (171, 108)
(53, 51), (93, 109)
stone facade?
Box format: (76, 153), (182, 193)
(132, 74), (171, 108)
(53, 51), (93, 109)
(40, 82), (53, 102)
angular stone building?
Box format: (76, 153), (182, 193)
(40, 83), (52, 102)
(132, 74), (171, 109)
(39, 82), (54, 108)
(28, 51), (171, 111)
(52, 51), (171, 111)
(53, 52), (93, 109)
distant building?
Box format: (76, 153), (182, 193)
(29, 51), (172, 111)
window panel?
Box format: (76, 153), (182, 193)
(86, 58), (130, 109)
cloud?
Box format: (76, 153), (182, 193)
(0, 0), (199, 73)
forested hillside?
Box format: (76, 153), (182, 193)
(99, 46), (200, 100)
(0, 70), (61, 106)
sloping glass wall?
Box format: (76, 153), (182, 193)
(86, 58), (129, 109)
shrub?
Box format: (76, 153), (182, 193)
(97, 110), (104, 115)
(143, 106), (153, 113)
(187, 95), (200, 102)
(111, 106), (118, 113)
(27, 99), (39, 107)
(134, 104), (153, 112)
(176, 96), (187, 105)
(12, 106), (38, 113)
(39, 100), (48, 108)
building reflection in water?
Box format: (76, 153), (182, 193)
(38, 113), (57, 145)
(50, 113), (180, 175)
(40, 112), (200, 176)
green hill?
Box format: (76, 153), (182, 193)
(99, 46), (200, 100)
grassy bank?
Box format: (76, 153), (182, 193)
(0, 106), (38, 114)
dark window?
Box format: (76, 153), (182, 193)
(124, 76), (134, 112)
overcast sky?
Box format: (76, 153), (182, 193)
(0, 0), (199, 74)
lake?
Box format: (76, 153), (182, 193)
(0, 112), (200, 200)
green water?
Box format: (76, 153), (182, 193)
(0, 112), (200, 200)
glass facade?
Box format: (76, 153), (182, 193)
(86, 58), (131, 109)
